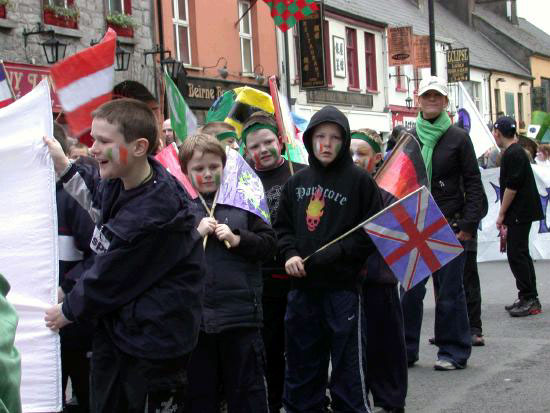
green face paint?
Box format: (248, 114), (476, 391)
(334, 142), (342, 154)
(268, 147), (280, 160)
(214, 173), (221, 187)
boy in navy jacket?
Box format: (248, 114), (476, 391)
(179, 133), (276, 413)
(274, 106), (383, 412)
(44, 99), (204, 413)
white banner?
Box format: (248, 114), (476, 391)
(0, 80), (62, 412)
(478, 165), (550, 262)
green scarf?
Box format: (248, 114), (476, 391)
(415, 111), (452, 183)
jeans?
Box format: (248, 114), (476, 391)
(401, 251), (471, 367)
(506, 222), (539, 300)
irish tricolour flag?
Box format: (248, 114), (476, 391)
(50, 29), (116, 137)
(164, 69), (197, 143)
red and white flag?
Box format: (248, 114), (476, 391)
(0, 61), (15, 108)
(50, 29), (116, 137)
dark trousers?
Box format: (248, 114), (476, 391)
(262, 295), (287, 411)
(186, 328), (268, 413)
(90, 328), (187, 413)
(283, 289), (370, 413)
(61, 346), (90, 412)
(506, 222), (539, 300)
(463, 249), (482, 335)
(401, 251), (471, 367)
(364, 284), (407, 410)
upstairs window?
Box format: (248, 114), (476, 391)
(346, 27), (359, 89)
(364, 32), (377, 91)
(173, 0), (191, 64)
(239, 1), (254, 74)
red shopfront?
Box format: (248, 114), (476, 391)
(3, 61), (62, 112)
(389, 104), (419, 130)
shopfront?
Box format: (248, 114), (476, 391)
(390, 104), (419, 130)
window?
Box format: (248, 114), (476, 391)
(108, 0), (131, 14)
(395, 66), (405, 91)
(346, 28), (359, 89)
(464, 81), (481, 112)
(239, 1), (253, 74)
(173, 0), (190, 64)
(364, 32), (377, 91)
(413, 68), (421, 93)
(518, 92), (524, 124)
(505, 92), (515, 118)
(324, 20), (331, 86)
(494, 88), (501, 115)
(48, 0), (69, 6)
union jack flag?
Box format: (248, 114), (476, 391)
(363, 186), (463, 290)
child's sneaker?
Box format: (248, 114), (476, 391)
(434, 359), (457, 371)
(505, 298), (522, 312)
(509, 298), (542, 317)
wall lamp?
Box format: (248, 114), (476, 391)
(496, 77), (506, 83)
(389, 73), (414, 109)
(90, 38), (131, 71)
(23, 23), (67, 64)
(203, 57), (229, 79)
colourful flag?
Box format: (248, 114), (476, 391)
(154, 143), (198, 199)
(225, 86), (274, 137)
(263, 0), (319, 32)
(217, 148), (271, 224)
(375, 133), (428, 199)
(164, 70), (197, 143)
(206, 88), (242, 124)
(0, 61), (15, 109)
(363, 186), (463, 291)
(50, 29), (116, 137)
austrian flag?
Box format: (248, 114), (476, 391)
(50, 29), (116, 137)
(364, 186), (463, 291)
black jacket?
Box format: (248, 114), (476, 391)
(60, 157), (205, 359)
(412, 124), (486, 233)
(255, 159), (307, 297)
(274, 106), (383, 290)
(190, 196), (276, 333)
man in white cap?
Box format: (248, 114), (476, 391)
(401, 76), (486, 371)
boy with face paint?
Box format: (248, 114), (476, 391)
(352, 129), (408, 412)
(350, 128), (384, 174)
(200, 122), (240, 150)
(43, 99), (205, 413)
(241, 112), (307, 412)
(179, 134), (276, 413)
(274, 106), (383, 412)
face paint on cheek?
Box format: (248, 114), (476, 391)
(367, 158), (375, 173)
(315, 140), (323, 154)
(334, 142), (342, 154)
(253, 152), (262, 168)
(268, 148), (279, 160)
(106, 146), (128, 165)
(214, 173), (221, 187)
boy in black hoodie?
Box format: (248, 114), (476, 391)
(274, 106), (383, 412)
(241, 112), (307, 412)
(44, 99), (204, 413)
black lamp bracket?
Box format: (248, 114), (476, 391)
(23, 23), (55, 47)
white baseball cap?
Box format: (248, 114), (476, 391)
(418, 76), (449, 96)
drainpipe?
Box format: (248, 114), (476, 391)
(381, 28), (391, 131)
(488, 72), (493, 123)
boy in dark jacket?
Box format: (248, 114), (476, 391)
(274, 106), (383, 412)
(242, 112), (307, 412)
(44, 98), (204, 413)
(179, 133), (276, 413)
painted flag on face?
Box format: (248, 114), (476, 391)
(363, 186), (463, 291)
(217, 148), (271, 224)
(263, 0), (320, 32)
(50, 29), (116, 137)
(375, 133), (428, 199)
(155, 142), (198, 199)
(0, 61), (15, 109)
(164, 69), (197, 143)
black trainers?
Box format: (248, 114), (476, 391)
(505, 299), (522, 312)
(509, 298), (542, 317)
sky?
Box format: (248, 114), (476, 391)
(516, 0), (550, 35)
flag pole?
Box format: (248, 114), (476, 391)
(201, 189), (231, 249)
(303, 187), (424, 262)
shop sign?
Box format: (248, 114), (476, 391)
(298, 2), (326, 88)
(388, 26), (413, 66)
(447, 48), (470, 82)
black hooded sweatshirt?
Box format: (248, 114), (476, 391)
(274, 106), (383, 290)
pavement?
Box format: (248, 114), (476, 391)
(404, 260), (550, 413)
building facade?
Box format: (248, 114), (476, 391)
(0, 0), (157, 115)
(157, 0), (278, 124)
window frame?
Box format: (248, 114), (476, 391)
(238, 0), (254, 74)
(172, 0), (191, 64)
(108, 0), (128, 14)
(364, 31), (377, 92)
(346, 27), (359, 90)
(48, 0), (70, 7)
(494, 88), (501, 115)
(518, 92), (524, 124)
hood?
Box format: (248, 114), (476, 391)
(302, 106), (352, 169)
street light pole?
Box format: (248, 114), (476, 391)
(429, 0), (437, 76)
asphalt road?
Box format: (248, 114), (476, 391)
(405, 260), (550, 413)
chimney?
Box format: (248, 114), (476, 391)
(439, 0), (475, 26)
(508, 0), (519, 25)
(409, 0), (425, 9)
(478, 0), (518, 25)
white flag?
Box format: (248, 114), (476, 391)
(458, 81), (498, 158)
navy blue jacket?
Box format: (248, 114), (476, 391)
(60, 157), (205, 359)
(190, 196), (276, 333)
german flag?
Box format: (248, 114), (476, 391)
(374, 133), (428, 200)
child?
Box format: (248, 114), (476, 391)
(200, 122), (239, 150)
(351, 129), (408, 413)
(350, 128), (383, 174)
(44, 98), (205, 413)
(68, 142), (90, 161)
(274, 106), (382, 412)
(241, 111), (306, 412)
(179, 134), (276, 413)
